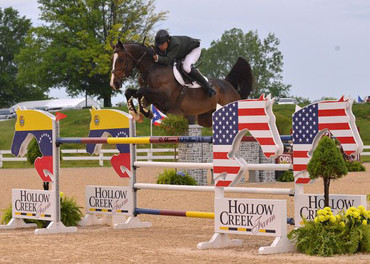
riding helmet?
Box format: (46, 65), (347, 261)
(155, 29), (170, 46)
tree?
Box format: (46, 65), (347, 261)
(16, 0), (166, 106)
(307, 136), (347, 207)
(0, 7), (35, 107)
(199, 28), (291, 98)
(158, 114), (188, 162)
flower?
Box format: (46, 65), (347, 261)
(314, 217), (319, 223)
(317, 209), (324, 216)
(340, 221), (345, 228)
(318, 215), (325, 222)
(60, 192), (64, 198)
(362, 220), (367, 226)
(329, 216), (336, 223)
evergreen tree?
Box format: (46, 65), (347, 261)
(307, 136), (348, 207)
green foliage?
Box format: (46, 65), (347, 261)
(288, 206), (370, 256)
(308, 137), (347, 180)
(307, 136), (347, 206)
(60, 194), (84, 226)
(345, 161), (366, 172)
(200, 28), (291, 98)
(16, 0), (167, 106)
(156, 169), (197, 185)
(26, 138), (42, 164)
(158, 114), (188, 136)
(1, 193), (83, 227)
(0, 7), (35, 107)
(276, 171), (294, 182)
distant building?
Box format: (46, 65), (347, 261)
(10, 98), (101, 112)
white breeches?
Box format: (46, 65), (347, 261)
(182, 47), (201, 73)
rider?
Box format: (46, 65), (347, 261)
(148, 29), (216, 97)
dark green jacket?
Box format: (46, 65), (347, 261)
(156, 36), (200, 65)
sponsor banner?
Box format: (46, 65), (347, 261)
(85, 186), (132, 215)
(276, 153), (292, 164)
(12, 189), (56, 221)
(295, 194), (367, 225)
(215, 198), (286, 236)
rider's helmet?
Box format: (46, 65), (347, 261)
(155, 29), (170, 46)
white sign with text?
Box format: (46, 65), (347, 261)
(12, 189), (56, 221)
(85, 185), (133, 215)
(295, 194), (367, 226)
(215, 198), (286, 237)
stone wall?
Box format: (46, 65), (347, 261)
(178, 125), (276, 185)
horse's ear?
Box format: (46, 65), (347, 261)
(117, 39), (124, 50)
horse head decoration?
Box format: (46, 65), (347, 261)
(11, 108), (55, 182)
(292, 96), (363, 184)
(212, 94), (284, 187)
(86, 107), (133, 178)
(110, 40), (253, 127)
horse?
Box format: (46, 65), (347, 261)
(110, 40), (253, 127)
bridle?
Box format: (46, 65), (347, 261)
(111, 44), (148, 84)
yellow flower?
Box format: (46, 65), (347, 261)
(314, 217), (319, 223)
(325, 214), (330, 221)
(358, 205), (365, 211)
(340, 221), (345, 228)
(336, 215), (341, 220)
(330, 216), (336, 223)
(362, 220), (368, 225)
(317, 209), (324, 216)
(60, 192), (64, 198)
(319, 215), (325, 222)
(349, 207), (356, 211)
(353, 211), (360, 218)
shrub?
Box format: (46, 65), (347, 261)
(288, 206), (370, 256)
(345, 161), (366, 172)
(26, 138), (42, 164)
(0, 193), (83, 227)
(156, 169), (197, 185)
(276, 171), (294, 182)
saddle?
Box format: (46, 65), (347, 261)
(173, 61), (208, 89)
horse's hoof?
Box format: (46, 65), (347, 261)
(140, 108), (153, 119)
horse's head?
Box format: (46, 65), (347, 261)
(110, 40), (131, 90)
(110, 40), (149, 90)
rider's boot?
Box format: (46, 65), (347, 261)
(188, 66), (216, 97)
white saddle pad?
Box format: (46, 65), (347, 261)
(173, 63), (208, 89)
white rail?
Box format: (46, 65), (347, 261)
(134, 183), (294, 195)
(134, 161), (293, 171)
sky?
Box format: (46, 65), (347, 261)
(1, 0), (370, 105)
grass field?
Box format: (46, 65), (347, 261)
(0, 103), (369, 167)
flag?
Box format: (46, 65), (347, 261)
(151, 105), (167, 126)
(212, 99), (280, 186)
(292, 99), (356, 183)
(357, 95), (363, 103)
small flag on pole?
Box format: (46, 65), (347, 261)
(151, 105), (167, 126)
(357, 95), (363, 103)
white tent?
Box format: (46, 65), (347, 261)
(11, 98), (101, 112)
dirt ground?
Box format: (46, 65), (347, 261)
(0, 164), (369, 263)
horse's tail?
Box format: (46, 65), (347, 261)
(225, 57), (253, 99)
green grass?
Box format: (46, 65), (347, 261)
(1, 103), (369, 167)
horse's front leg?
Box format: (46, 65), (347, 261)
(125, 89), (141, 121)
(137, 89), (153, 119)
